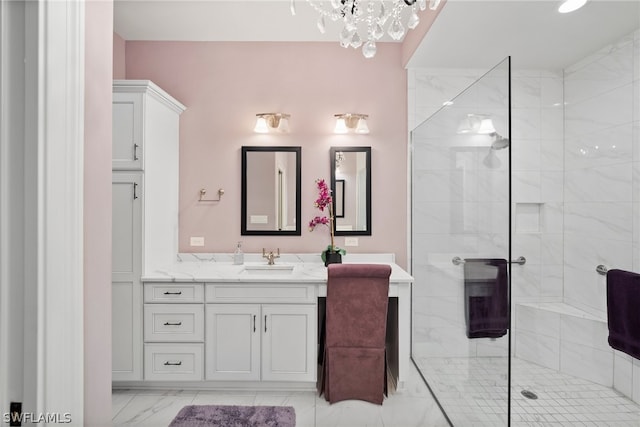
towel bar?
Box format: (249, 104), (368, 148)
(452, 256), (526, 266)
(596, 264), (608, 275)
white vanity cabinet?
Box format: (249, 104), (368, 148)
(205, 283), (317, 383)
(119, 260), (413, 390)
(111, 80), (185, 382)
(142, 283), (205, 381)
(111, 173), (143, 381)
(112, 80), (184, 171)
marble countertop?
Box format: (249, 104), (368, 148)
(142, 253), (414, 284)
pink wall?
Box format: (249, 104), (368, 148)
(124, 41), (409, 267)
(85, 1), (113, 424)
(113, 32), (126, 79)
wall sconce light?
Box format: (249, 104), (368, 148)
(334, 113), (369, 134)
(254, 113), (290, 133)
(457, 114), (481, 134)
(477, 117), (496, 134)
(456, 114), (496, 135)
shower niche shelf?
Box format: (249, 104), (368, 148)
(515, 203), (542, 234)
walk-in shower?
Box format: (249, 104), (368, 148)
(410, 29), (640, 426)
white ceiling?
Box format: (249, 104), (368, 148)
(114, 0), (640, 70)
(409, 0), (640, 69)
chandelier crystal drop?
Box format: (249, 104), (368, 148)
(297, 0), (439, 59)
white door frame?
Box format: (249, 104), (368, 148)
(0, 0), (85, 424)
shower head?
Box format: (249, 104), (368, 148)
(483, 148), (501, 168)
(491, 134), (510, 150)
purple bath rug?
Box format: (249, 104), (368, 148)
(168, 405), (296, 427)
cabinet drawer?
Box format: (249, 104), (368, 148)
(206, 284), (316, 303)
(144, 283), (204, 303)
(144, 343), (203, 381)
(144, 304), (204, 342)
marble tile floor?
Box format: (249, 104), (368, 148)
(112, 362), (450, 427)
(414, 356), (640, 426)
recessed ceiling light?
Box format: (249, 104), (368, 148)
(558, 0), (587, 13)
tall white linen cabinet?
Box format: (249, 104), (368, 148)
(111, 80), (185, 381)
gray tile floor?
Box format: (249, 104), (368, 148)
(112, 362), (450, 426)
(414, 356), (640, 426)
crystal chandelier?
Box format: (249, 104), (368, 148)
(291, 0), (442, 59)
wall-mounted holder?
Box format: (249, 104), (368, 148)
(199, 188), (224, 202)
(596, 264), (609, 275)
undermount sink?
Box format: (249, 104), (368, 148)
(241, 264), (295, 275)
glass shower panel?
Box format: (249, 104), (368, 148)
(411, 57), (511, 426)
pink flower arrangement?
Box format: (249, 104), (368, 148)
(309, 179), (345, 259)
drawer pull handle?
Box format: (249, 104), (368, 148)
(133, 143), (139, 161)
(163, 361), (182, 366)
(163, 321), (182, 326)
(163, 291), (182, 295)
(264, 315), (267, 333)
(253, 315), (256, 333)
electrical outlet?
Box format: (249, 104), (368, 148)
(344, 237), (359, 247)
(190, 236), (205, 247)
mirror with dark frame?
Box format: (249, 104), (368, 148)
(330, 146), (371, 236)
(241, 146), (301, 236)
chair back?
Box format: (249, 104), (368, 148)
(326, 263), (391, 348)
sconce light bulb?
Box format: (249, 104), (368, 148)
(277, 117), (290, 133)
(477, 118), (496, 134)
(334, 118), (349, 134)
(355, 118), (370, 134)
(254, 117), (270, 133)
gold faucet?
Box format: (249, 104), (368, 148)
(262, 248), (280, 265)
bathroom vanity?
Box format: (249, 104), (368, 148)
(110, 81), (413, 392)
(112, 253), (413, 391)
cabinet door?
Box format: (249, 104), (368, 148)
(205, 304), (261, 381)
(262, 304), (317, 382)
(112, 92), (143, 170)
(112, 173), (143, 381)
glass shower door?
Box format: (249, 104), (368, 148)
(411, 58), (512, 426)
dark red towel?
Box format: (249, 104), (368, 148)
(606, 269), (640, 360)
(463, 259), (509, 339)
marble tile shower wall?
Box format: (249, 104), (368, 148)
(563, 30), (639, 317)
(409, 66), (563, 358)
(561, 29), (640, 404)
